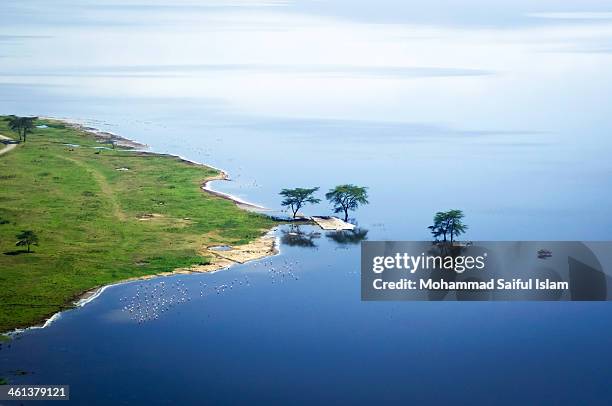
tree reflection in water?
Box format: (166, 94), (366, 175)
(326, 228), (368, 245)
(281, 225), (321, 248)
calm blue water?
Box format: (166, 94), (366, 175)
(3, 232), (612, 404)
(2, 1), (612, 404)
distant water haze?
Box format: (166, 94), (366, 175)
(2, 0), (611, 239)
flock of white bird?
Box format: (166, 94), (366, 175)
(119, 258), (302, 324)
(119, 280), (191, 324)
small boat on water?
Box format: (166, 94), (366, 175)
(537, 249), (552, 259)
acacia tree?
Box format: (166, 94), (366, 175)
(325, 184), (369, 222)
(7, 116), (22, 141)
(16, 230), (39, 253)
(20, 117), (37, 143)
(7, 116), (37, 142)
(428, 211), (450, 242)
(446, 209), (467, 243)
(428, 210), (468, 243)
(279, 187), (321, 219)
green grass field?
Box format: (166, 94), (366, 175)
(0, 117), (276, 332)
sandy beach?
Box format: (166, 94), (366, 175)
(51, 118), (147, 149)
(201, 172), (268, 211)
(71, 229), (279, 315)
(49, 119), (267, 211)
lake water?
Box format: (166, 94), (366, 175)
(2, 1), (612, 404)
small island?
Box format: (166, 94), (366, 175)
(0, 117), (277, 333)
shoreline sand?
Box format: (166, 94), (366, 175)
(201, 172), (268, 211)
(3, 118), (280, 336)
(57, 117), (268, 210)
(6, 230), (280, 337)
(45, 117), (147, 149)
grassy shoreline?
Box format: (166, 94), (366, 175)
(0, 117), (277, 333)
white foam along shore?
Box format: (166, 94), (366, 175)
(41, 116), (147, 149)
(6, 227), (282, 338)
(54, 117), (269, 210)
(201, 174), (267, 211)
(5, 283), (115, 337)
(3, 118), (276, 337)
(6, 279), (141, 337)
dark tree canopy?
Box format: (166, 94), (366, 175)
(16, 230), (39, 253)
(428, 210), (468, 243)
(7, 116), (21, 140)
(325, 184), (369, 222)
(7, 116), (37, 142)
(279, 187), (321, 218)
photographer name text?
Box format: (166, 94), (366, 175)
(373, 278), (569, 291)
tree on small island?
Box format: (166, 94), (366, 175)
(325, 184), (369, 222)
(16, 230), (39, 253)
(7, 115), (37, 143)
(280, 187), (321, 219)
(428, 210), (468, 244)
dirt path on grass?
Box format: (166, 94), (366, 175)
(0, 134), (18, 156)
(58, 155), (127, 221)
